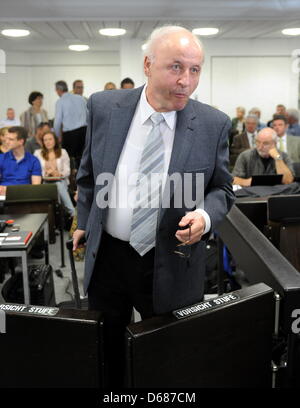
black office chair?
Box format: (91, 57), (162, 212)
(265, 195), (300, 272)
(293, 162), (300, 182)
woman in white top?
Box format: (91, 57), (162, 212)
(34, 131), (75, 216)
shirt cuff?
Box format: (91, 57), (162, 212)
(194, 209), (211, 235)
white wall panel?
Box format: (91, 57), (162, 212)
(0, 51), (120, 121)
(211, 56), (295, 122)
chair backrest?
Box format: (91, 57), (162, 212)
(6, 184), (58, 202)
(268, 195), (300, 223)
(293, 162), (300, 181)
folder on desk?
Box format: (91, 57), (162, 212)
(0, 231), (32, 246)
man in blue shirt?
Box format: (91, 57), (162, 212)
(0, 126), (43, 259)
(54, 80), (87, 169)
(0, 126), (42, 194)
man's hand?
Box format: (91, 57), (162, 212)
(268, 147), (280, 159)
(175, 211), (205, 245)
(233, 176), (252, 187)
(73, 229), (86, 250)
(0, 185), (7, 196)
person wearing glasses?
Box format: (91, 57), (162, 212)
(73, 26), (234, 386)
(72, 79), (88, 103)
(232, 127), (294, 186)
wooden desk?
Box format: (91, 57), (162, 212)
(0, 213), (49, 304)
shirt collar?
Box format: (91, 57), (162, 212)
(140, 85), (176, 130)
(8, 150), (27, 162)
(279, 133), (287, 141)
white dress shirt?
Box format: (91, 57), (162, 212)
(105, 86), (211, 241)
(276, 133), (287, 152)
(247, 131), (257, 148)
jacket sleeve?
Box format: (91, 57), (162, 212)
(76, 96), (95, 230)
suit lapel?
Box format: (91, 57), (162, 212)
(168, 102), (196, 174)
(243, 132), (250, 148)
(101, 87), (143, 175)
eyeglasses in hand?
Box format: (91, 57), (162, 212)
(174, 224), (192, 258)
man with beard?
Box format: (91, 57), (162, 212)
(232, 127), (294, 186)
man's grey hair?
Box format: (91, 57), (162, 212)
(249, 107), (261, 115)
(286, 108), (300, 122)
(143, 25), (204, 65)
(55, 80), (68, 93)
(256, 127), (277, 143)
(245, 114), (258, 124)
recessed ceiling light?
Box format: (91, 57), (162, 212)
(192, 27), (219, 36)
(282, 28), (300, 36)
(99, 28), (126, 37)
(1, 29), (30, 38)
(68, 44), (89, 51)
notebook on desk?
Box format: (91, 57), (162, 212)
(251, 174), (283, 186)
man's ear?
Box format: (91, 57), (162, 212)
(144, 56), (151, 77)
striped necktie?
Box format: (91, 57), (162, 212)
(129, 112), (165, 256)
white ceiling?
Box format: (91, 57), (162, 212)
(1, 0), (300, 51)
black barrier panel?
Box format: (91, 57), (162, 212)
(218, 205), (300, 335)
(125, 283), (274, 388)
(0, 306), (104, 388)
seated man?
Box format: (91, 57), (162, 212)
(0, 108), (20, 128)
(230, 114), (258, 168)
(25, 121), (51, 154)
(0, 126), (42, 195)
(272, 115), (300, 162)
(232, 127), (294, 187)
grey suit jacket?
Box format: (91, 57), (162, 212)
(230, 131), (252, 168)
(76, 86), (235, 314)
(287, 135), (300, 163)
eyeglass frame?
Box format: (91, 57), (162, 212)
(174, 223), (192, 258)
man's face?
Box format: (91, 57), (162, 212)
(122, 83), (134, 89)
(73, 81), (84, 95)
(36, 124), (51, 141)
(272, 119), (287, 137)
(144, 32), (203, 112)
(236, 109), (244, 120)
(7, 109), (15, 120)
(276, 105), (286, 115)
(245, 118), (257, 133)
(255, 133), (275, 158)
(6, 132), (23, 151)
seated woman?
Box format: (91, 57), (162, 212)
(0, 127), (10, 154)
(34, 131), (75, 217)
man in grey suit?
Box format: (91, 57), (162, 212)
(272, 115), (300, 162)
(73, 26), (234, 386)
